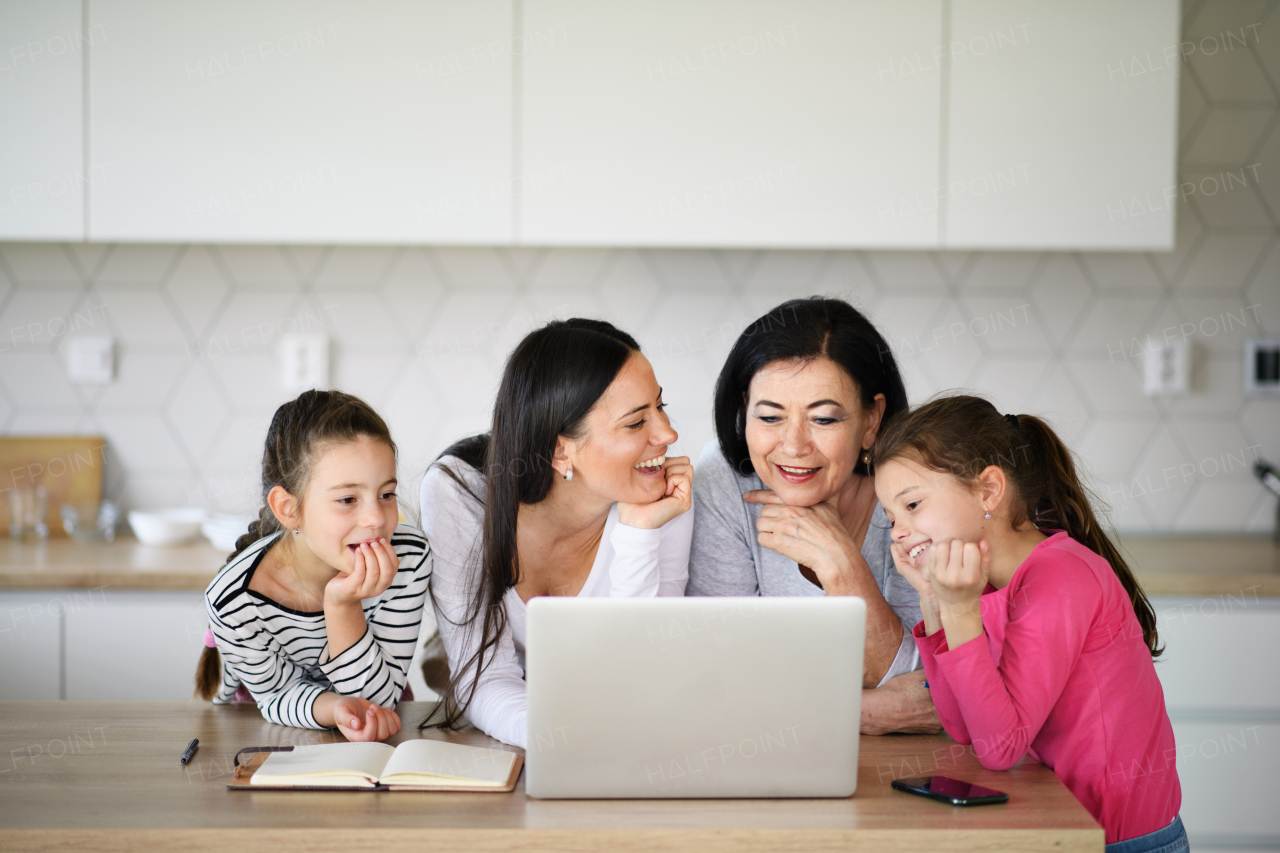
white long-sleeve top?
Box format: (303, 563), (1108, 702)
(205, 524), (432, 728)
(420, 456), (693, 748)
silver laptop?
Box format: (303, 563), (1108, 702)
(525, 596), (865, 799)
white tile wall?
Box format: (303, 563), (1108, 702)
(0, 0), (1276, 534)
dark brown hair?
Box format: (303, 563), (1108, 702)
(714, 297), (908, 478)
(422, 318), (640, 732)
(872, 394), (1161, 657)
(194, 389), (397, 700)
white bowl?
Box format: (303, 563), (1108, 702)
(128, 508), (206, 546)
(201, 515), (256, 552)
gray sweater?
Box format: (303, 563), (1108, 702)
(688, 442), (923, 686)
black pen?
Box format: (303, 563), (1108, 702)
(179, 738), (199, 765)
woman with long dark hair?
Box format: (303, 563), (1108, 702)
(690, 296), (939, 734)
(419, 319), (693, 748)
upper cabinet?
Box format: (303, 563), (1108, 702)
(0, 0), (86, 241)
(1, 0), (1181, 249)
(88, 1), (514, 243)
(519, 1), (944, 248)
(944, 0), (1179, 249)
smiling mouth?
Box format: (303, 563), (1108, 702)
(634, 455), (665, 474)
(774, 463), (821, 483)
(908, 540), (932, 565)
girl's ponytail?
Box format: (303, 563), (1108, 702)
(194, 509), (279, 700)
(874, 394), (1162, 658)
(1016, 415), (1161, 657)
(194, 644), (221, 701)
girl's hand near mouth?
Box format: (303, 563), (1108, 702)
(617, 455), (693, 530)
(325, 538), (400, 607)
(927, 538), (990, 649)
(889, 540), (943, 635)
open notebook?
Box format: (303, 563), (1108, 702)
(229, 739), (523, 792)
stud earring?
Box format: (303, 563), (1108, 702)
(293, 528), (300, 536)
(983, 511), (991, 520)
(564, 467), (573, 482)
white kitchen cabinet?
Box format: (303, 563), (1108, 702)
(1154, 598), (1280, 711)
(1151, 597), (1280, 848)
(520, 0), (944, 248)
(88, 0), (513, 243)
(1171, 722), (1280, 840)
(944, 0), (1179, 249)
(64, 590), (207, 700)
(0, 591), (65, 699)
(0, 1), (86, 240)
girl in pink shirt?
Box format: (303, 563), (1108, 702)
(873, 395), (1183, 852)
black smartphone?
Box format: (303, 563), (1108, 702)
(891, 775), (1009, 806)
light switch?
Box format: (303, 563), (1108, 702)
(1244, 337), (1280, 396)
(278, 334), (329, 393)
(66, 337), (114, 384)
(1143, 340), (1190, 396)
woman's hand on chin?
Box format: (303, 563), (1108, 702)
(617, 456), (693, 530)
(745, 489), (861, 594)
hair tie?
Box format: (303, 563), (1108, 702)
(203, 627), (217, 649)
(1005, 413), (1020, 430)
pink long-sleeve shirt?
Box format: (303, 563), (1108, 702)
(914, 531), (1180, 844)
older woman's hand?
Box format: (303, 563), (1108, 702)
(744, 489), (862, 595)
(861, 672), (942, 735)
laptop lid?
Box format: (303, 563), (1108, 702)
(525, 596), (865, 799)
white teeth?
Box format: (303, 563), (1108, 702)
(779, 465), (817, 474)
(634, 455), (665, 469)
(909, 542), (930, 560)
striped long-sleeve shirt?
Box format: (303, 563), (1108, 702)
(204, 524), (432, 729)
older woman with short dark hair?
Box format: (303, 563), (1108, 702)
(689, 297), (940, 734)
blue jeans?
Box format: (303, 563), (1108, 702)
(1105, 815), (1189, 853)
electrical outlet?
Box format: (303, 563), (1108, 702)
(278, 334), (329, 393)
(65, 336), (114, 384)
(1143, 340), (1190, 396)
(1244, 337), (1280, 396)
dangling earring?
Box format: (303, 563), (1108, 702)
(564, 467), (573, 482)
(861, 451), (871, 465)
(983, 511), (991, 520)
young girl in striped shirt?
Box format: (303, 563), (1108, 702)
(873, 395), (1184, 852)
(195, 390), (431, 743)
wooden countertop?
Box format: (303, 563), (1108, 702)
(1, 701), (1102, 852)
(1120, 536), (1280, 597)
(1, 533), (1276, 596)
(0, 534), (225, 590)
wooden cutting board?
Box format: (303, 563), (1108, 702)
(0, 436), (106, 536)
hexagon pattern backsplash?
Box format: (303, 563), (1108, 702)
(0, 1), (1277, 534)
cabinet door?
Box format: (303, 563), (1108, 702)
(1152, 597), (1280, 712)
(89, 0), (512, 243)
(1172, 722), (1280, 839)
(64, 591), (208, 700)
(0, 0), (85, 240)
(0, 591), (64, 700)
(520, 1), (943, 247)
(945, 0), (1179, 249)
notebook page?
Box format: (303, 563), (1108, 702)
(380, 739), (516, 785)
(253, 742), (395, 784)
